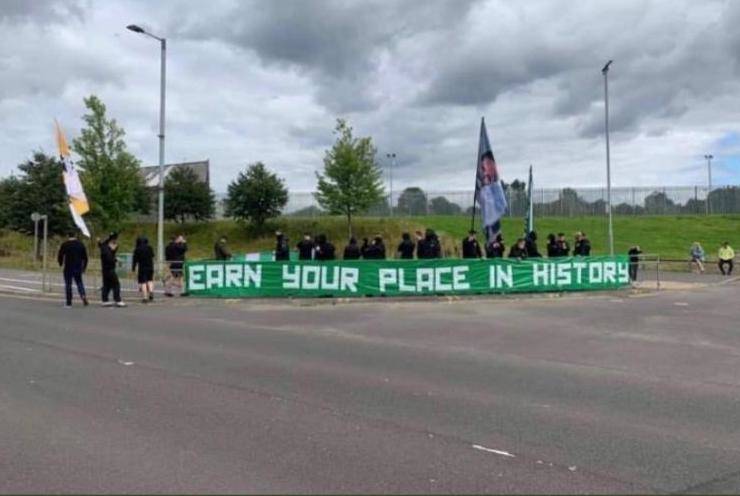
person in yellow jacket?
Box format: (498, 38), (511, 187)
(718, 242), (735, 276)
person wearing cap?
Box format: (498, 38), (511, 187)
(718, 242), (735, 276)
(99, 232), (126, 307)
(57, 231), (89, 308)
(462, 230), (482, 259)
(274, 231), (290, 261)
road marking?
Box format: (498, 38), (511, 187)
(674, 302), (689, 306)
(117, 360), (135, 366)
(0, 284), (39, 292)
(472, 444), (516, 457)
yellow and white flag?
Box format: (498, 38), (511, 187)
(55, 120), (91, 237)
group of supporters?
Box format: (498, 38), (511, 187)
(689, 241), (735, 276)
(57, 231), (189, 308)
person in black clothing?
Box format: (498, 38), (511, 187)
(343, 238), (361, 260)
(524, 231), (542, 258)
(462, 230), (483, 259)
(486, 233), (505, 258)
(274, 231), (290, 261)
(165, 234), (188, 296)
(297, 233), (314, 261)
(314, 234), (336, 261)
(573, 231), (591, 256)
(214, 235), (232, 260)
(555, 232), (570, 257)
(132, 236), (155, 303)
(363, 236), (386, 260)
(546, 233), (557, 257)
(508, 238), (528, 260)
(397, 232), (415, 259)
(418, 229), (442, 259)
(57, 231), (89, 307)
(99, 232), (125, 307)
(628, 245), (642, 282)
(360, 238), (370, 259)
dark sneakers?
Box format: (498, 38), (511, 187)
(82, 296), (89, 306)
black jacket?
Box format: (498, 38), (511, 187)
(314, 241), (336, 261)
(574, 238), (591, 256)
(99, 242), (118, 273)
(418, 235), (441, 259)
(364, 242), (386, 260)
(132, 244), (155, 273)
(214, 240), (231, 260)
(546, 240), (558, 257)
(343, 244), (361, 260)
(166, 241), (188, 269)
(397, 240), (415, 259)
(628, 247), (642, 263)
(509, 245), (528, 259)
(296, 239), (314, 260)
(486, 242), (505, 258)
(525, 237), (542, 258)
(553, 241), (570, 257)
(58, 239), (88, 272)
(462, 238), (482, 259)
(275, 236), (290, 261)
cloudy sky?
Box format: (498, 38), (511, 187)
(1, 0), (739, 193)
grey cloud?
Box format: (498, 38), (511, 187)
(0, 0), (85, 22)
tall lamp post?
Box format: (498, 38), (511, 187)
(386, 153), (396, 217)
(602, 60), (614, 256)
(704, 154), (713, 215)
(127, 23), (167, 273)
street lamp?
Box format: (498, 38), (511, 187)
(704, 154), (713, 215)
(386, 153), (396, 217)
(602, 60), (614, 256)
(127, 23), (167, 273)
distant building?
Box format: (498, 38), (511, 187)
(139, 160), (210, 188)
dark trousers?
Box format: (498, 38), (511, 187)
(63, 269), (86, 305)
(629, 262), (639, 282)
(719, 259), (734, 275)
(101, 270), (121, 303)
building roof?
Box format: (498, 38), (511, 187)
(140, 160), (209, 188)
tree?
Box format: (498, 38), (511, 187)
(429, 196), (462, 215)
(1, 153), (73, 235)
(225, 162), (288, 227)
(397, 187), (428, 215)
(315, 119), (385, 235)
(72, 95), (148, 231)
(164, 167), (215, 223)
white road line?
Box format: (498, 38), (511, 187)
(0, 284), (39, 293)
(117, 360), (135, 366)
(674, 302), (689, 306)
(472, 444), (516, 457)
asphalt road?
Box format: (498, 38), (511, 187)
(1, 282), (740, 493)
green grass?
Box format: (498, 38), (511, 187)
(1, 214), (738, 268)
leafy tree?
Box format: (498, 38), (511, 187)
(315, 119), (385, 235)
(397, 187), (428, 215)
(643, 191), (677, 215)
(429, 196), (462, 215)
(164, 167), (215, 223)
(225, 162), (288, 227)
(72, 95), (148, 231)
(2, 153), (73, 235)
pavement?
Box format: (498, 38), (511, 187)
(1, 274), (740, 493)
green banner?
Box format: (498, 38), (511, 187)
(184, 256), (630, 298)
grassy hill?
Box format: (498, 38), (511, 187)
(1, 214), (738, 268)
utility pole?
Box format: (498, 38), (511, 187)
(386, 153), (396, 217)
(602, 60), (614, 256)
(704, 154), (713, 215)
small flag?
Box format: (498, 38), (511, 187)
(55, 120), (91, 237)
(474, 117), (507, 243)
(525, 165), (534, 236)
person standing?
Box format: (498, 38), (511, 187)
(132, 236), (155, 303)
(486, 233), (505, 258)
(524, 231), (542, 258)
(556, 233), (570, 257)
(214, 235), (232, 260)
(314, 234), (336, 261)
(274, 231), (290, 261)
(418, 229), (441, 259)
(718, 242), (735, 276)
(164, 234), (187, 297)
(628, 245), (642, 282)
(508, 238), (528, 260)
(99, 232), (125, 307)
(343, 238), (361, 260)
(297, 233), (314, 261)
(546, 233), (557, 257)
(690, 242), (705, 274)
(397, 232), (415, 260)
(57, 231), (89, 308)
(462, 230), (483, 259)
(573, 231), (591, 256)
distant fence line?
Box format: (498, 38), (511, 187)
(212, 185), (740, 218)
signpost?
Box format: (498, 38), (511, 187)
(31, 213), (48, 292)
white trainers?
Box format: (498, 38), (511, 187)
(102, 302), (114, 307)
(115, 301), (127, 307)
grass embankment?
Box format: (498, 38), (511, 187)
(1, 214), (738, 268)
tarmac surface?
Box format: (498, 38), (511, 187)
(1, 272), (739, 493)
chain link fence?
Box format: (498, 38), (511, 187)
(216, 185), (740, 218)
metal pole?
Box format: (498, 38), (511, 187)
(157, 38), (167, 275)
(705, 154), (713, 215)
(42, 215), (48, 292)
(33, 218), (39, 262)
(602, 60), (614, 256)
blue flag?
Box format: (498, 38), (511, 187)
(475, 117), (507, 243)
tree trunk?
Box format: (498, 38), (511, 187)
(347, 210), (352, 240)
